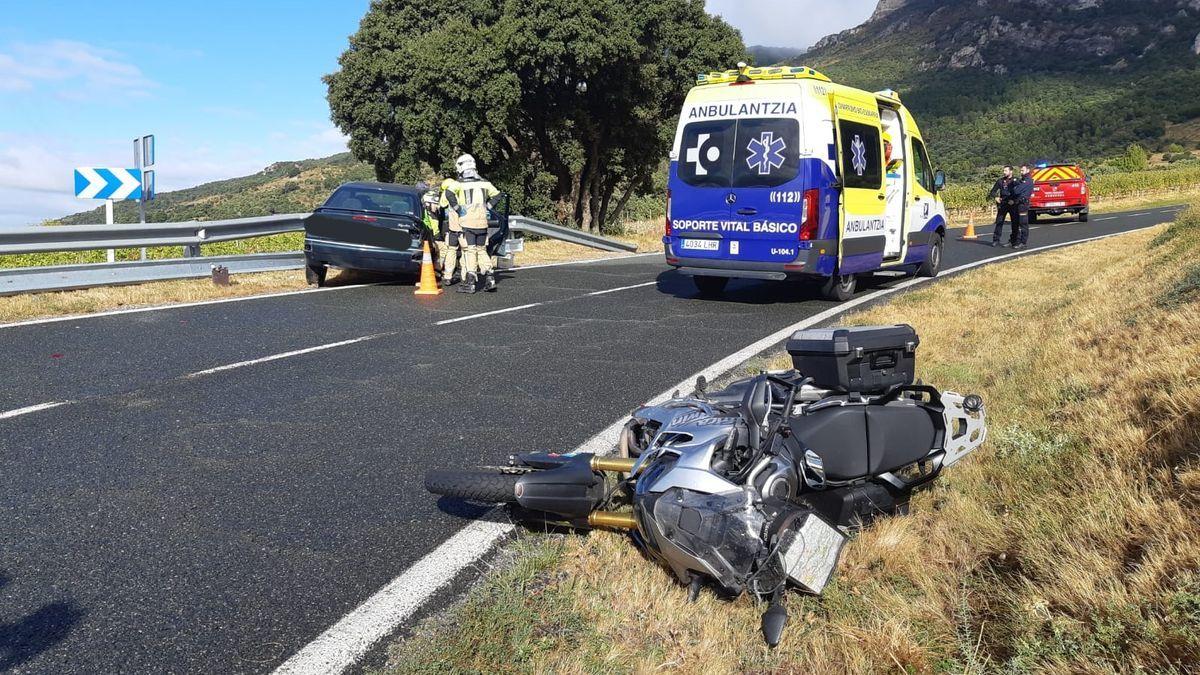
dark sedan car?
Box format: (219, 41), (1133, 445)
(303, 182), (429, 286)
(304, 181), (512, 286)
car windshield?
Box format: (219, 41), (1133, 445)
(325, 186), (420, 216)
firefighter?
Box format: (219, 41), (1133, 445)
(420, 188), (443, 269)
(987, 165), (1018, 247)
(1011, 164), (1035, 249)
(437, 178), (466, 285)
(443, 154), (502, 293)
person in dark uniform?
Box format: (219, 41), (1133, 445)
(987, 165), (1017, 247)
(1011, 164), (1035, 249)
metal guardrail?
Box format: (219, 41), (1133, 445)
(0, 252), (305, 296)
(509, 216), (638, 253)
(0, 213), (308, 256)
(0, 212), (638, 295)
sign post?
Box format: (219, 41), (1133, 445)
(105, 199), (115, 262)
(134, 135), (155, 260)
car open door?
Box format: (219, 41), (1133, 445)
(830, 91), (887, 273)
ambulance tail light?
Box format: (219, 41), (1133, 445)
(799, 189), (820, 241)
(665, 189), (673, 236)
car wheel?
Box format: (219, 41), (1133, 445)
(820, 272), (856, 301)
(917, 232), (943, 278)
(1079, 211), (1089, 223)
(693, 275), (728, 297)
(305, 263), (327, 287)
(1029, 212), (1038, 223)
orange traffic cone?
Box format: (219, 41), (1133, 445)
(414, 239), (443, 296)
(960, 213), (978, 240)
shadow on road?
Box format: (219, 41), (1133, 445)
(0, 572), (85, 671)
(654, 269), (898, 305)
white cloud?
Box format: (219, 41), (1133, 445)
(705, 0), (878, 48)
(0, 39), (157, 99)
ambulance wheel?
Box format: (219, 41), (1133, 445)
(305, 262), (327, 287)
(1029, 212), (1038, 223)
(693, 275), (728, 297)
(1078, 211), (1089, 222)
(917, 233), (942, 278)
(821, 273), (856, 301)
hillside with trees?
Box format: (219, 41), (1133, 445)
(53, 0), (1200, 228)
(805, 0), (1200, 176)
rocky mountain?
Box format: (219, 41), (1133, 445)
(805, 0), (1200, 173)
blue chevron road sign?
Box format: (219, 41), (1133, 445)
(74, 167), (143, 200)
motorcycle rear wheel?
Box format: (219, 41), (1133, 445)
(424, 469), (521, 503)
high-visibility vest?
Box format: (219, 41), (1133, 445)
(441, 177), (499, 230)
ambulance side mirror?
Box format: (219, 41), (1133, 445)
(933, 170), (946, 192)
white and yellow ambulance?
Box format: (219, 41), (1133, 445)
(665, 64), (948, 300)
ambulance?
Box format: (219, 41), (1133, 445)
(665, 64), (947, 300)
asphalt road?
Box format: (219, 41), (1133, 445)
(0, 205), (1181, 673)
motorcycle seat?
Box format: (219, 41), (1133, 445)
(791, 398), (940, 481)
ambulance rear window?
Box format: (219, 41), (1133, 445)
(678, 118), (800, 189)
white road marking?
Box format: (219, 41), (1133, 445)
(0, 400), (73, 420)
(185, 335), (385, 378)
(273, 519), (512, 675)
(434, 303), (542, 326)
(585, 281), (658, 296)
(276, 223), (1173, 674)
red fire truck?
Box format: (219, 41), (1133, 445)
(1030, 163), (1089, 222)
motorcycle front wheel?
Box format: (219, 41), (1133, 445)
(424, 469), (521, 503)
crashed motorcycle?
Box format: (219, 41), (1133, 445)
(425, 325), (986, 646)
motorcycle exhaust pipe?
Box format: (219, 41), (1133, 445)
(587, 510), (638, 531)
(590, 456), (637, 473)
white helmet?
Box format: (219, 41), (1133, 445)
(455, 153), (478, 178)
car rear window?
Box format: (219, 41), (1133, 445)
(325, 187), (419, 215)
(678, 117), (800, 189)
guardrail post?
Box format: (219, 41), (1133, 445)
(183, 244), (201, 258)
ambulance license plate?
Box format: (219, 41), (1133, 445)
(1046, 201), (1066, 207)
(681, 238), (719, 251)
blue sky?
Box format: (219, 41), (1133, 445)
(0, 0), (875, 227)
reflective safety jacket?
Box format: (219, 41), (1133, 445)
(441, 176), (500, 230)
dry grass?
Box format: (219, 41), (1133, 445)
(384, 205), (1200, 673)
(0, 270), (325, 324)
(513, 219), (663, 265)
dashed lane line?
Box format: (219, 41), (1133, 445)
(0, 400), (73, 420)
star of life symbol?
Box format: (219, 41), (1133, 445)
(685, 133), (720, 176)
(851, 135), (868, 177)
(746, 132), (786, 175)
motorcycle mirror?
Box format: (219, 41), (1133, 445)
(761, 596), (788, 647)
(745, 377), (772, 430)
